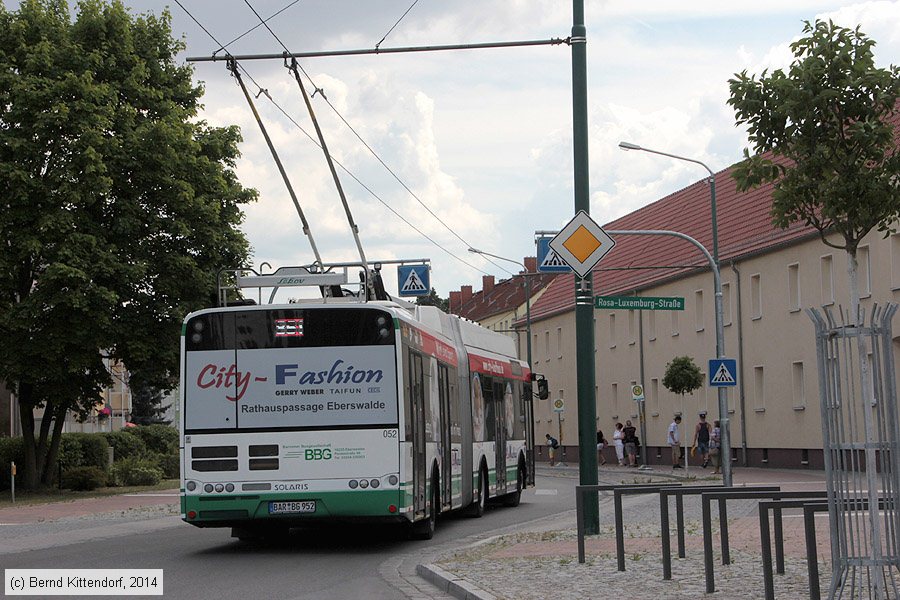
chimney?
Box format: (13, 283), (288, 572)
(461, 285), (473, 305)
(524, 257), (537, 273)
(482, 275), (495, 293)
(449, 291), (461, 314)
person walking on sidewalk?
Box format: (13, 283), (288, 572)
(623, 420), (638, 467)
(710, 420), (722, 474)
(612, 422), (625, 466)
(596, 430), (608, 465)
(668, 415), (682, 468)
(546, 433), (559, 466)
(693, 412), (712, 468)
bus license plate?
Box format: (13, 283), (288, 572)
(269, 501), (316, 515)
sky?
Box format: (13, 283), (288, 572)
(10, 1), (900, 299)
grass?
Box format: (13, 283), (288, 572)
(0, 479), (179, 510)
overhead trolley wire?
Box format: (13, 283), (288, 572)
(375, 0), (422, 50)
(214, 0), (302, 56)
(172, 0), (493, 277)
(240, 0), (512, 276)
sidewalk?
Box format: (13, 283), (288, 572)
(426, 465), (831, 600)
(0, 489), (179, 524)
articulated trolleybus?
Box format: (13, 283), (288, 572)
(180, 263), (544, 539)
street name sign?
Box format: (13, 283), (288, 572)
(709, 359), (738, 387)
(548, 211), (615, 278)
(595, 296), (685, 311)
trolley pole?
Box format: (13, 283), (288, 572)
(571, 0), (599, 534)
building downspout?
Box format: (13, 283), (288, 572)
(731, 261), (749, 467)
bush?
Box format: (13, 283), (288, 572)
(61, 466), (107, 491)
(58, 433), (109, 472)
(109, 458), (163, 487)
(130, 425), (178, 455)
(152, 452), (180, 479)
(0, 437), (24, 490)
(103, 431), (147, 462)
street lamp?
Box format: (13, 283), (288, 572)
(467, 248), (533, 371)
(618, 141), (732, 487)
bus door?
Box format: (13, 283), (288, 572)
(524, 382), (535, 486)
(492, 380), (507, 495)
(437, 364), (451, 508)
(410, 352), (427, 517)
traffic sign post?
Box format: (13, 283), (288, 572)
(631, 384), (648, 467)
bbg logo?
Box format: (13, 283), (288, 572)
(304, 448), (332, 460)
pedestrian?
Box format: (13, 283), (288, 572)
(710, 420), (722, 475)
(545, 433), (559, 466)
(596, 430), (608, 465)
(693, 412), (712, 468)
(668, 415), (682, 469)
(612, 422), (625, 466)
(623, 420), (638, 467)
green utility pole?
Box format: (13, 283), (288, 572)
(571, 0), (599, 534)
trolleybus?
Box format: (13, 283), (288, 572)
(179, 264), (545, 539)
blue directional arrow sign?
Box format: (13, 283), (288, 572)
(709, 359), (738, 387)
(536, 237), (572, 273)
(397, 265), (430, 297)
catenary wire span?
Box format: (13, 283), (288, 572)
(375, 0), (422, 49)
(173, 0), (496, 277)
(214, 0), (302, 56)
(240, 0), (513, 276)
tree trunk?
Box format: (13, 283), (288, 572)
(17, 382), (38, 489)
(41, 403), (67, 486)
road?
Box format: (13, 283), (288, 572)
(3, 473), (577, 600)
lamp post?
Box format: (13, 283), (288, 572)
(617, 142), (732, 487)
(467, 248), (533, 370)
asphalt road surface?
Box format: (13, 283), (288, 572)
(3, 473), (576, 600)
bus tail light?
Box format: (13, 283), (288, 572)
(370, 479), (380, 489)
(187, 511), (197, 519)
(388, 475), (399, 486)
(388, 505), (397, 514)
(349, 480), (359, 489)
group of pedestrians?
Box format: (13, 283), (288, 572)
(596, 420), (640, 467)
(668, 412), (722, 473)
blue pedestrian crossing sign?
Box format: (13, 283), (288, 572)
(709, 359), (738, 387)
(397, 265), (430, 297)
(536, 237), (572, 273)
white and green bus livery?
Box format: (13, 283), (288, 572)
(180, 298), (537, 539)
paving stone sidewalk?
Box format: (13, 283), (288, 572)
(431, 465), (833, 600)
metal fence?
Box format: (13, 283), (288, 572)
(808, 304), (900, 598)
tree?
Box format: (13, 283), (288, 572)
(662, 356), (704, 399)
(415, 287), (449, 312)
(728, 20), (900, 320)
(0, 0), (255, 487)
(130, 383), (171, 426)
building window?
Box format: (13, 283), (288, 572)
(722, 282), (733, 326)
(754, 366), (765, 409)
(671, 310), (679, 337)
(628, 310), (636, 345)
(651, 377), (660, 415)
(750, 274), (762, 320)
(892, 235), (900, 290)
(609, 314), (617, 348)
(533, 333), (539, 361)
(545, 331), (550, 362)
(611, 382), (619, 417)
(648, 310), (657, 342)
(788, 263), (801, 312)
(694, 289), (704, 332)
(557, 327), (563, 358)
(792, 361), (805, 408)
(858, 245), (871, 298)
(821, 255), (834, 306)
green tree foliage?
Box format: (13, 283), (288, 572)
(130, 384), (171, 426)
(728, 20), (900, 316)
(662, 356), (704, 397)
(0, 0), (256, 487)
(415, 287), (449, 312)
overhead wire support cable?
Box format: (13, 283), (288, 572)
(227, 57), (326, 271)
(186, 37), (570, 62)
(214, 0), (301, 56)
(375, 0), (421, 50)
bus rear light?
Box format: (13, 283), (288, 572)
(187, 511), (197, 519)
(214, 484), (224, 493)
(388, 505), (397, 513)
(388, 475), (399, 486)
(203, 484), (214, 493)
(370, 479), (380, 489)
(359, 479), (369, 489)
(348, 480), (359, 489)
(186, 481), (197, 492)
(225, 483), (234, 493)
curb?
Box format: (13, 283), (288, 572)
(416, 563), (497, 600)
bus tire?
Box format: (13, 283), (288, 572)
(467, 466), (488, 518)
(503, 459), (524, 507)
(411, 473), (438, 540)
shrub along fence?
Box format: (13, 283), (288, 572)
(0, 425), (179, 491)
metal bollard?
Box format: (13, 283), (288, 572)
(10, 461), (15, 504)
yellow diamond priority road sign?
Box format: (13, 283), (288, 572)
(548, 211), (616, 278)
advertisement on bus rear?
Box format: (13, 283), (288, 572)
(185, 346), (398, 430)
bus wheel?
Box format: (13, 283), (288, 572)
(503, 461), (524, 507)
(467, 467), (488, 518)
(411, 477), (438, 540)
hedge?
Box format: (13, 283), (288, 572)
(61, 466), (107, 491)
(103, 431), (147, 462)
(129, 425), (178, 455)
(57, 433), (110, 473)
(109, 457), (163, 487)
